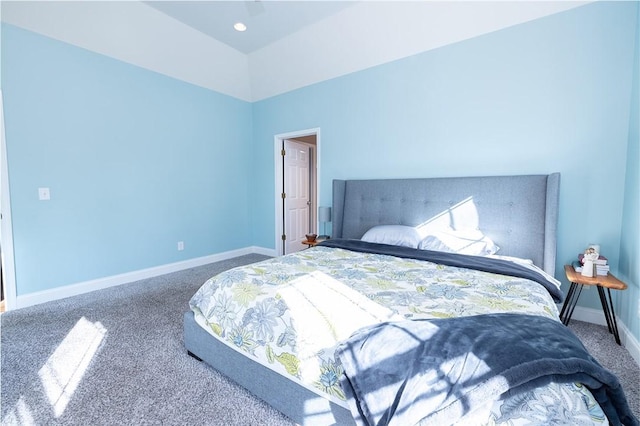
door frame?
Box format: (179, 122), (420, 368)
(274, 127), (321, 256)
(1, 90), (17, 311)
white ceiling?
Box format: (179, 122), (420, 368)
(2, 1), (591, 102)
(146, 1), (357, 54)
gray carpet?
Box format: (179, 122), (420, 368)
(567, 319), (640, 418)
(1, 254), (638, 425)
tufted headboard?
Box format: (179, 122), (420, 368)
(332, 173), (560, 276)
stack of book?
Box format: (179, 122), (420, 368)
(573, 253), (610, 276)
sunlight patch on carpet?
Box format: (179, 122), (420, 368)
(2, 395), (36, 425)
(38, 317), (106, 417)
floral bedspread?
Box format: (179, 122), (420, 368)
(189, 245), (607, 425)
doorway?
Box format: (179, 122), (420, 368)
(274, 128), (320, 256)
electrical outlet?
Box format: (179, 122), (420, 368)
(38, 187), (50, 200)
(177, 241), (184, 251)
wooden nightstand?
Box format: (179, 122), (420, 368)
(302, 238), (326, 248)
(560, 265), (627, 345)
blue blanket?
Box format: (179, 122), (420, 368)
(319, 239), (564, 303)
(335, 313), (638, 426)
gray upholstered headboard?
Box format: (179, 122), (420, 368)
(332, 173), (560, 275)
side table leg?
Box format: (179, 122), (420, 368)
(560, 282), (577, 320)
(560, 282), (583, 326)
(596, 286), (613, 334)
(597, 286), (621, 345)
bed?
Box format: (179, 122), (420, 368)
(183, 173), (636, 426)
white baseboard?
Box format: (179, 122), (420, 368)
(571, 306), (640, 366)
(14, 246), (276, 310)
(251, 246), (277, 257)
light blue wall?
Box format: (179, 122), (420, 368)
(618, 4), (640, 340)
(2, 1), (638, 341)
(252, 2), (638, 326)
(2, 24), (253, 295)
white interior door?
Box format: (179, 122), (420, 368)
(284, 140), (311, 254)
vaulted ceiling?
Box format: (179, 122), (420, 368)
(146, 1), (357, 54)
(1, 1), (589, 102)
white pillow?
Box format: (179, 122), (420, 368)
(361, 225), (423, 248)
(418, 229), (499, 256)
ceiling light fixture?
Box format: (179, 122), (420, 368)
(234, 22), (247, 32)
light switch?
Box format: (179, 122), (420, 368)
(38, 187), (50, 200)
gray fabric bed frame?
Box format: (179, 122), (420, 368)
(333, 174), (560, 275)
(183, 173), (561, 425)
